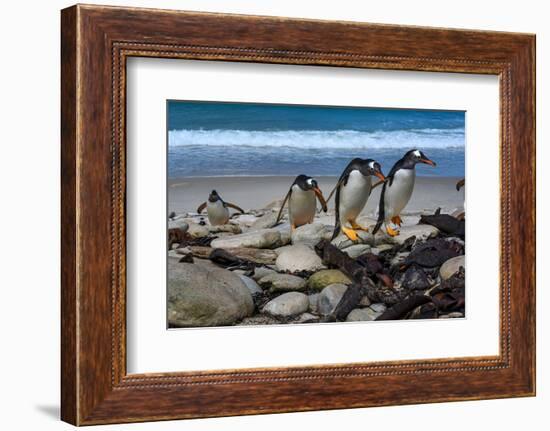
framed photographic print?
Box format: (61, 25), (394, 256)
(61, 4), (536, 425)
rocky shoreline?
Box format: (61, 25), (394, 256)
(167, 201), (465, 328)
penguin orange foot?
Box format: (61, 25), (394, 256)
(391, 215), (403, 226)
(351, 220), (369, 232)
(341, 226), (359, 241)
(385, 225), (399, 237)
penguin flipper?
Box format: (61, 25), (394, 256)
(330, 180), (346, 240)
(275, 188), (292, 225)
(225, 202), (245, 214)
(197, 202), (207, 214)
(372, 182), (387, 235)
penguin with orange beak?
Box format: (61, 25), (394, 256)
(373, 149), (436, 237)
(276, 175), (328, 230)
(331, 158), (386, 241)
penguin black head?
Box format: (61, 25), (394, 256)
(295, 174), (319, 191)
(294, 174), (328, 212)
(359, 159), (386, 181)
(404, 149), (437, 167)
(208, 190), (221, 202)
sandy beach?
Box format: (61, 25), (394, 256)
(168, 175), (464, 217)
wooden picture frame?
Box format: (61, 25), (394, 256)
(61, 4), (535, 425)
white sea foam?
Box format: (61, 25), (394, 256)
(168, 128), (464, 149)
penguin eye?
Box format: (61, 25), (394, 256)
(413, 150), (421, 158)
(306, 178), (313, 186)
(368, 161), (375, 170)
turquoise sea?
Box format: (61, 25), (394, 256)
(167, 101), (465, 178)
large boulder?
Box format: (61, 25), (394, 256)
(258, 273), (307, 292)
(168, 262), (254, 327)
(263, 292), (309, 317)
(190, 257), (220, 271)
(210, 228), (288, 249)
(307, 269), (353, 290)
(317, 283), (349, 315)
(275, 244), (326, 273)
(440, 255), (465, 280)
(291, 222), (332, 247)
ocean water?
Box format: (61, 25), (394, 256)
(167, 101), (465, 178)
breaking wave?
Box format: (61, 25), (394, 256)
(168, 128), (464, 149)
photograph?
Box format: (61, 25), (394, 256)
(167, 101), (466, 328)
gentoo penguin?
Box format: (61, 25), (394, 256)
(197, 190), (244, 225)
(276, 175), (328, 230)
(331, 158), (386, 241)
(373, 149), (436, 237)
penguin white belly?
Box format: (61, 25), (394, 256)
(207, 200), (230, 225)
(289, 186), (316, 227)
(339, 171), (372, 225)
(384, 169), (415, 220)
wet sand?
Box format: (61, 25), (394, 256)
(168, 176), (464, 217)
